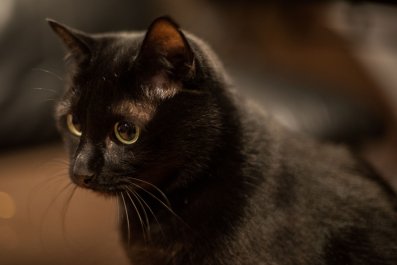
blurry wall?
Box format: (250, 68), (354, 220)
(2, 0), (397, 149)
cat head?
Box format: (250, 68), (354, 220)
(49, 17), (229, 196)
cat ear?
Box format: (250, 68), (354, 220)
(47, 19), (92, 63)
(137, 16), (194, 78)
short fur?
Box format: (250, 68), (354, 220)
(49, 17), (397, 265)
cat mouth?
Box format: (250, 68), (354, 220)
(70, 166), (175, 198)
(71, 174), (162, 197)
(70, 175), (128, 195)
(75, 182), (126, 196)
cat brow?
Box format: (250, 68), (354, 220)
(112, 100), (155, 123)
(55, 100), (71, 118)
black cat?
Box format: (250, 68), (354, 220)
(48, 16), (397, 265)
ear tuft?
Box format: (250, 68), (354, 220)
(47, 19), (91, 63)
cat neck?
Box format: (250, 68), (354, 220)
(120, 95), (277, 262)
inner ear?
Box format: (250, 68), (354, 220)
(137, 16), (194, 78)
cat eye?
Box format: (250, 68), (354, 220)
(66, 113), (82, 137)
(114, 121), (140, 145)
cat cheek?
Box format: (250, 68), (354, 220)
(105, 137), (115, 149)
(62, 135), (80, 158)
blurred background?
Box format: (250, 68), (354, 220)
(1, 0), (397, 264)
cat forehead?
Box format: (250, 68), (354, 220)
(67, 61), (181, 111)
(74, 32), (143, 76)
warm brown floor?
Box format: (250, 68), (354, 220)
(0, 144), (129, 265)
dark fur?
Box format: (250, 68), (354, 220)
(49, 17), (397, 265)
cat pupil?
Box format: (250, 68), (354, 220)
(118, 122), (135, 138)
(114, 121), (139, 144)
(72, 115), (81, 130)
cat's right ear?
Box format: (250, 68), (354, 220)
(47, 19), (92, 63)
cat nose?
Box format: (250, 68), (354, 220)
(72, 154), (96, 187)
(73, 172), (95, 187)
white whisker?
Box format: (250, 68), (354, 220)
(126, 185), (166, 241)
(128, 181), (190, 230)
(39, 182), (73, 247)
(60, 185), (78, 249)
(126, 187), (151, 241)
(125, 190), (147, 242)
(115, 196), (120, 225)
(32, 67), (63, 81)
(32, 87), (58, 94)
(61, 185), (78, 235)
(130, 177), (170, 206)
(120, 192), (131, 246)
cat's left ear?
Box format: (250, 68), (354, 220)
(137, 16), (195, 79)
(47, 19), (93, 64)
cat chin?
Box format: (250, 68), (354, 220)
(76, 184), (125, 197)
(69, 177), (127, 197)
(69, 174), (163, 198)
